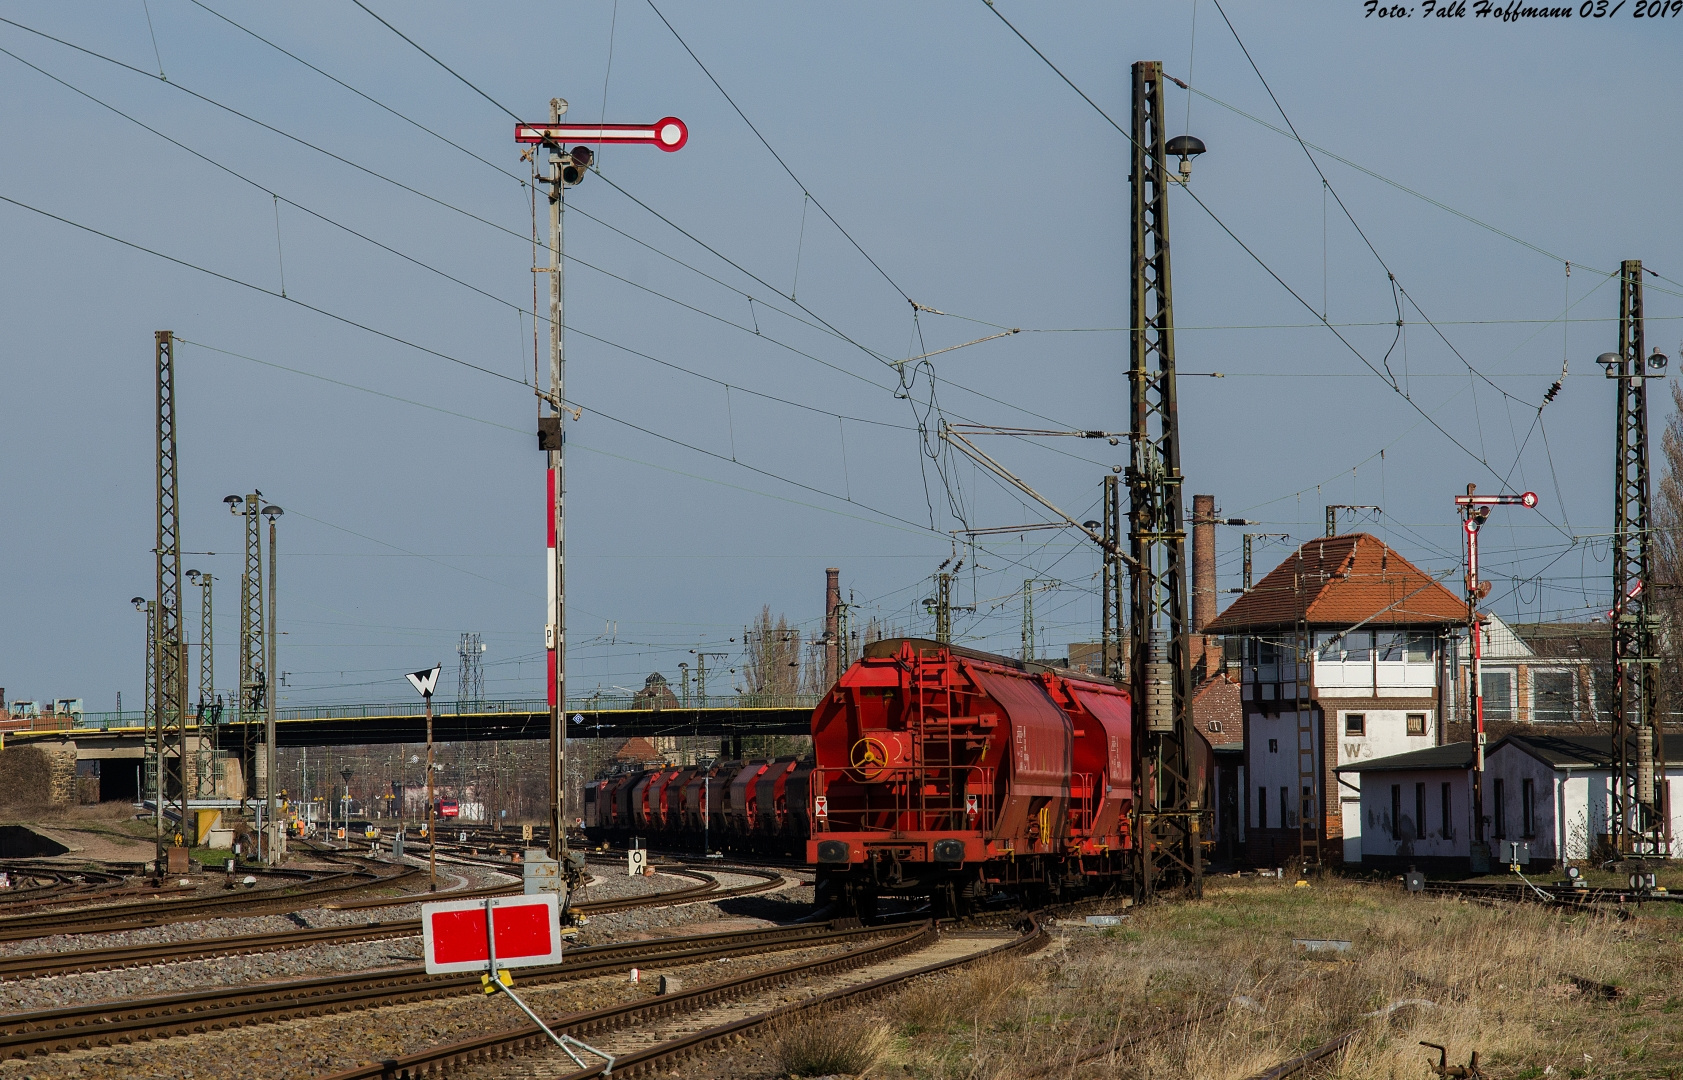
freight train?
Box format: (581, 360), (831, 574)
(582, 637), (1213, 915)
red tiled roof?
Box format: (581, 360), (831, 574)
(1191, 671), (1242, 745)
(1204, 533), (1463, 633)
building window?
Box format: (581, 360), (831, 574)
(1521, 778), (1535, 837)
(1494, 778), (1507, 839)
(1258, 786), (1267, 829)
(1259, 639), (1279, 666)
(1481, 672), (1513, 721)
(1441, 782), (1452, 840)
(1533, 670), (1574, 723)
(1344, 631), (1372, 661)
(1376, 632), (1405, 662)
(1208, 719), (1223, 733)
(1407, 633), (1434, 663)
(1269, 738), (1279, 753)
(1391, 784), (1402, 840)
(1406, 713), (1427, 736)
(1415, 783), (1425, 844)
(1345, 713), (1366, 736)
(1280, 787), (1291, 829)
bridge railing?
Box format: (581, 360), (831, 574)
(60, 692), (822, 732)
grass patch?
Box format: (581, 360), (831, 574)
(868, 877), (1683, 1079)
(772, 1010), (892, 1078)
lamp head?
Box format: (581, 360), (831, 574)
(260, 505), (283, 520)
(1649, 349), (1668, 371)
(1165, 134), (1206, 181)
(185, 569), (199, 582)
(1599, 351), (1622, 377)
(224, 495), (243, 514)
(131, 596), (147, 610)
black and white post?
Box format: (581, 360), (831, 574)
(407, 665), (442, 891)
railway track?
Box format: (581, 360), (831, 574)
(0, 864), (787, 982)
(0, 918), (894, 1060)
(318, 916), (1044, 1080)
(0, 856), (420, 942)
(330, 859), (784, 914)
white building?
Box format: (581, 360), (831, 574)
(1204, 533), (1465, 867)
(1340, 734), (1682, 868)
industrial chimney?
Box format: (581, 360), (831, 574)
(1192, 495), (1216, 633)
(1191, 495), (1217, 677)
(825, 567), (841, 687)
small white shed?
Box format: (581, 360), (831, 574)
(1335, 743), (1475, 870)
(1483, 734), (1683, 863)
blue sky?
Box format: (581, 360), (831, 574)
(2, 2), (1678, 711)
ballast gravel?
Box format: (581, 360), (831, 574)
(0, 935), (866, 1080)
(0, 861), (789, 1015)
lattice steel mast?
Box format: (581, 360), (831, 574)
(153, 331), (188, 864)
(1609, 259), (1667, 857)
(1127, 60), (1202, 902)
(1101, 475), (1124, 678)
(227, 491), (265, 810)
(187, 570), (216, 797)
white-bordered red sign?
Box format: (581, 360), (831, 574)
(514, 118), (687, 152)
(422, 894), (564, 975)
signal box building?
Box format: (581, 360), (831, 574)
(1203, 534), (1466, 866)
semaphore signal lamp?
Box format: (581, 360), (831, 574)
(560, 145), (593, 187)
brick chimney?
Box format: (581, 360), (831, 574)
(1191, 495), (1217, 677)
(825, 567), (841, 687)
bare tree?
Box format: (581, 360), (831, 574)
(744, 606), (803, 701)
(1653, 382), (1683, 726)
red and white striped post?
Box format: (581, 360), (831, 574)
(519, 104), (686, 867)
(1454, 485), (1537, 858)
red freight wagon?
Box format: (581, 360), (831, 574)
(810, 638), (1174, 916)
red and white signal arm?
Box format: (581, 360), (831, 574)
(813, 795), (828, 820)
(422, 894), (564, 975)
(514, 117), (688, 152)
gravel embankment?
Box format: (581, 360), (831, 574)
(0, 937), (867, 1080)
(0, 860), (802, 1013)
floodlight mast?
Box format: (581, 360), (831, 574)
(1454, 484), (1538, 857)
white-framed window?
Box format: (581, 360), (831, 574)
(1376, 632), (1405, 661)
(1344, 713), (1366, 736)
(1532, 670), (1575, 723)
(1481, 670), (1514, 720)
(1406, 633), (1434, 663)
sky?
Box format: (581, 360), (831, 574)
(2, 1), (1680, 714)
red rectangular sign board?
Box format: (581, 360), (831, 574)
(422, 894), (564, 974)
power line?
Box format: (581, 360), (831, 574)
(980, 2), (1575, 537)
(643, 0), (912, 303)
(347, 1), (522, 123)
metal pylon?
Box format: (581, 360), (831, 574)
(153, 331), (188, 859)
(196, 573), (218, 796)
(1610, 260), (1666, 857)
(1127, 59), (1202, 902)
(1101, 475), (1124, 680)
(237, 492), (265, 807)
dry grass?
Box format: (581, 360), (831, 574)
(773, 1009), (895, 1078)
(859, 877), (1683, 1080)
